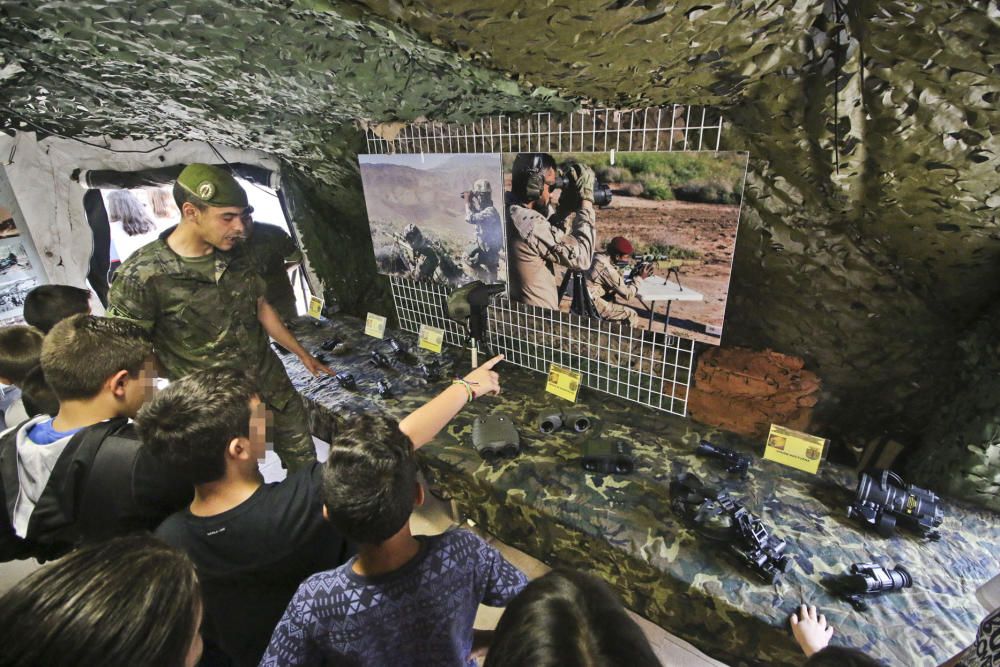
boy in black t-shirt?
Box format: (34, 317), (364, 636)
(135, 368), (351, 667)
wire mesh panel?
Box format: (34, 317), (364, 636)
(366, 106), (723, 155)
(389, 276), (468, 348)
(486, 298), (694, 415)
(374, 106), (720, 417)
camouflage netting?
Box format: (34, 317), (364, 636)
(2, 0), (1000, 508)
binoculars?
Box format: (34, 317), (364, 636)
(551, 174), (613, 207)
(538, 409), (592, 434)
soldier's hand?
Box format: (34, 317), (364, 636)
(567, 163), (596, 202)
(639, 263), (655, 279)
(463, 354), (503, 398)
(301, 353), (334, 377)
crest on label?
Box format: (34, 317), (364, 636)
(197, 181), (216, 200)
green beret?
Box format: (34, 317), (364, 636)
(177, 163), (249, 208)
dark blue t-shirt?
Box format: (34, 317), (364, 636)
(260, 528), (528, 667)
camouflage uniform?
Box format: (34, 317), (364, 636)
(244, 221), (303, 323)
(108, 228), (314, 470)
(585, 252), (641, 327)
(507, 203), (596, 310)
(465, 181), (503, 283)
(396, 226), (440, 282)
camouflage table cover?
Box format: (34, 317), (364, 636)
(281, 317), (999, 667)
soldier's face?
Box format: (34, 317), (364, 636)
(537, 168), (557, 208)
(194, 205), (248, 251)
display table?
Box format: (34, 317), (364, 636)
(637, 275), (703, 330)
(280, 316), (999, 667)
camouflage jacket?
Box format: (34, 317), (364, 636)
(586, 252), (639, 302)
(507, 203), (596, 310)
(245, 222), (303, 322)
(107, 226), (295, 409)
(465, 204), (503, 252)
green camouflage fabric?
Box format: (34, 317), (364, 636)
(281, 316), (1000, 667)
(245, 222), (303, 323)
(107, 232), (314, 469)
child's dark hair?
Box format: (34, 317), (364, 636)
(0, 325), (43, 384)
(135, 368), (257, 485)
(321, 414), (415, 545)
(22, 285), (91, 334)
(20, 365), (59, 417)
(484, 570), (660, 667)
(41, 315), (152, 401)
(805, 646), (884, 667)
(0, 534), (201, 667)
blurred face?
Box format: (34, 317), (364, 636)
(122, 357), (160, 418)
(537, 167), (557, 208)
(248, 396), (268, 462)
(187, 204), (247, 251)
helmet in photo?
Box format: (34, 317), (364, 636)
(471, 179), (492, 195)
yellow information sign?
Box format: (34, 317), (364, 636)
(545, 364), (581, 403)
(763, 424), (829, 474)
(364, 313), (387, 339)
(307, 296), (324, 319)
(418, 325), (444, 354)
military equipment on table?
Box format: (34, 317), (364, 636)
(671, 473), (792, 583)
(472, 413), (520, 462)
(417, 362), (440, 381)
(370, 350), (392, 368)
(320, 337), (342, 351)
(825, 563), (913, 612)
(551, 173), (613, 207)
(847, 469), (943, 540)
(334, 371), (356, 390)
(386, 337), (408, 356)
(538, 409), (592, 434)
(696, 440), (750, 478)
(581, 438), (635, 474)
(375, 378), (392, 398)
(446, 280), (506, 358)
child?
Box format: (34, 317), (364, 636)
(137, 368), (352, 667)
(260, 354), (528, 667)
(0, 315), (190, 562)
(22, 284), (92, 334)
(483, 570), (660, 667)
(0, 325), (43, 428)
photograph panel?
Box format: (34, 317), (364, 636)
(502, 151), (748, 345)
(359, 153), (506, 288)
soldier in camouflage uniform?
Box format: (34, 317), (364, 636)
(507, 153), (596, 310)
(108, 164), (331, 471)
(463, 179), (503, 283)
(586, 236), (653, 328)
(396, 223), (441, 282)
(241, 206), (304, 323)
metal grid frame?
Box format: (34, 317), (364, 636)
(374, 106), (723, 416)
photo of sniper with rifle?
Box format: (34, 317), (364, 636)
(359, 153), (507, 288)
(502, 151), (748, 345)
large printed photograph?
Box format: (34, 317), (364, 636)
(502, 151), (748, 345)
(359, 153), (506, 288)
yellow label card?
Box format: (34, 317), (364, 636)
(545, 364), (581, 403)
(418, 325), (444, 353)
(364, 313), (387, 339)
(763, 424), (829, 474)
(307, 296), (324, 319)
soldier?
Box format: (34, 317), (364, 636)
(586, 236), (653, 328)
(241, 206), (304, 323)
(463, 179), (503, 282)
(507, 153), (596, 310)
(107, 164), (331, 471)
(396, 223), (440, 282)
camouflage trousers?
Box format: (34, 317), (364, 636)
(591, 293), (640, 328)
(271, 392), (315, 471)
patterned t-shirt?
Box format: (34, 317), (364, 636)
(958, 608), (1000, 667)
(260, 529), (527, 667)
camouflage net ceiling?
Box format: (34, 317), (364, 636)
(2, 0), (999, 506)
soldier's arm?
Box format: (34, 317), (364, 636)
(106, 272), (157, 331)
(604, 263), (639, 300)
(257, 297), (333, 377)
(534, 202), (596, 271)
(467, 208), (495, 225)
